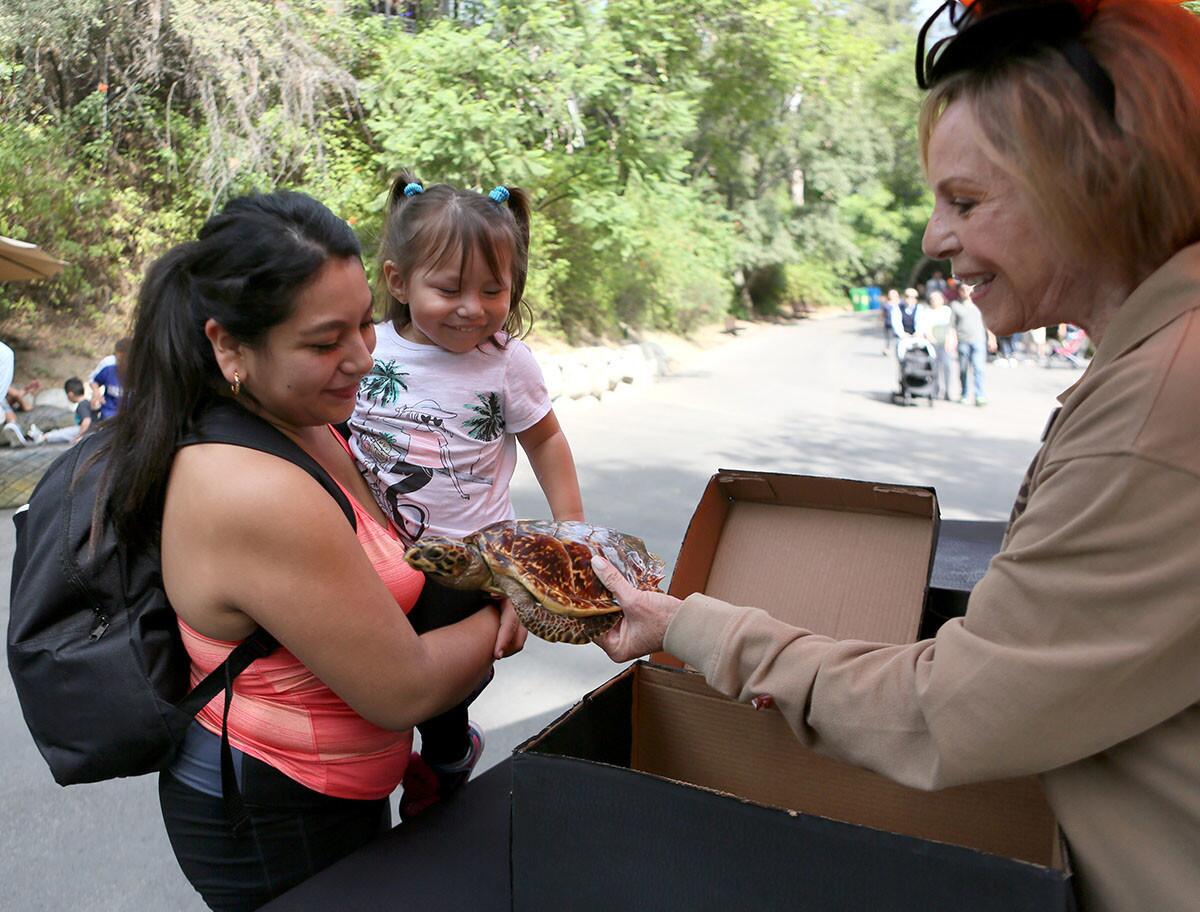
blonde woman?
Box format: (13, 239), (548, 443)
(594, 3), (1200, 910)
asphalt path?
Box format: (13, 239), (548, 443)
(0, 312), (1081, 910)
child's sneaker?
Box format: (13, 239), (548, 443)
(28, 424), (44, 443)
(2, 422), (28, 447)
(399, 721), (485, 821)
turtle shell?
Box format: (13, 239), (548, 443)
(469, 520), (665, 619)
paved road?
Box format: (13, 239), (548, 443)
(0, 313), (1080, 910)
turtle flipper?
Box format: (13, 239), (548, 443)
(494, 576), (614, 645)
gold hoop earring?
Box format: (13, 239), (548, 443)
(231, 371), (241, 397)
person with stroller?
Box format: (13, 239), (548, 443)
(890, 288), (937, 404)
(889, 287), (925, 355)
(591, 3), (1200, 909)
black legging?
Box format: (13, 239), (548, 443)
(406, 580), (494, 765)
(159, 755), (388, 912)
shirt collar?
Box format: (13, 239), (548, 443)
(1057, 242), (1200, 405)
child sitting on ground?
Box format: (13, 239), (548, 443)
(29, 377), (95, 445)
(349, 171), (584, 819)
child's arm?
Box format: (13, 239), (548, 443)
(517, 409), (584, 522)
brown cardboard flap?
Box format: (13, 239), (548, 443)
(632, 665), (1060, 869)
(665, 471), (938, 648)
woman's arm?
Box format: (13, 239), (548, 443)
(163, 445), (499, 731)
(517, 409), (584, 522)
(598, 454), (1200, 791)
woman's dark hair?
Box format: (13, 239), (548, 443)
(378, 170), (533, 343)
(102, 190), (361, 546)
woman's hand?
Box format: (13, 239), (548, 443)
(493, 598), (528, 659)
(590, 556), (684, 662)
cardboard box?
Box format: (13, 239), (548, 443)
(511, 470), (1074, 910)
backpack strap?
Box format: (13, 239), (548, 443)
(181, 399), (357, 529)
(177, 400), (359, 832)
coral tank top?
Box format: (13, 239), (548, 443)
(178, 427), (425, 800)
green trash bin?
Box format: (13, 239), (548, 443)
(849, 287), (870, 311)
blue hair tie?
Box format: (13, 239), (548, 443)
(403, 182), (424, 198)
(488, 185), (510, 204)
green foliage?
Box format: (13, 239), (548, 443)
(783, 261), (843, 311)
(1, 0), (932, 344)
(0, 116), (176, 322)
(363, 0), (736, 336)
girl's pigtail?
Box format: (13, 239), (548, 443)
(380, 170), (423, 328)
(389, 170), (423, 211)
(500, 186), (533, 338)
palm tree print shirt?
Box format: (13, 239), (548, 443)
(348, 323), (552, 545)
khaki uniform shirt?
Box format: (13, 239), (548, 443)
(665, 243), (1200, 912)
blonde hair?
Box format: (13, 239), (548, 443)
(919, 0), (1200, 286)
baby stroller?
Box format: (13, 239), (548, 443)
(892, 338), (938, 407)
(1046, 325), (1090, 368)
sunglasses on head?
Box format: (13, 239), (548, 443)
(916, 0), (1116, 124)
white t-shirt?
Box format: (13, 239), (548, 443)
(0, 341), (14, 398)
(925, 305), (953, 346)
(348, 323), (551, 545)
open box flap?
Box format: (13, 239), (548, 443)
(658, 470), (939, 665)
(517, 662), (1066, 877)
(629, 663), (1061, 869)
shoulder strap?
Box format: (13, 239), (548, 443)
(174, 627), (279, 719)
(180, 399), (356, 530)
(173, 626), (279, 834)
(175, 401), (361, 830)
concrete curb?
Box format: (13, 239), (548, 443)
(0, 319), (795, 507)
(532, 341), (667, 402)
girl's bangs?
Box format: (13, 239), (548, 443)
(417, 204), (515, 287)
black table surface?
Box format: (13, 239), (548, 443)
(261, 758), (514, 912)
(930, 519), (1006, 594)
(262, 519), (1007, 912)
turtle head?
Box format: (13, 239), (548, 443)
(404, 537), (491, 590)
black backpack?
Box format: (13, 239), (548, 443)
(7, 400), (356, 825)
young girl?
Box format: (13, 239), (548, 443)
(348, 171), (584, 817)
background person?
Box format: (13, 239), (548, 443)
(28, 377), (93, 445)
(950, 286), (988, 405)
(923, 289), (954, 399)
(925, 268), (949, 299)
(1026, 325), (1049, 363)
(0, 338), (29, 445)
(594, 3), (1200, 910)
(101, 191), (506, 911)
(889, 286), (925, 353)
(5, 377), (38, 413)
(880, 287), (901, 354)
(89, 336), (129, 421)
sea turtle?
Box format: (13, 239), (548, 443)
(403, 520), (665, 644)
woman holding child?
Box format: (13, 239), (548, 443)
(596, 2), (1200, 910)
(105, 174), (575, 910)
